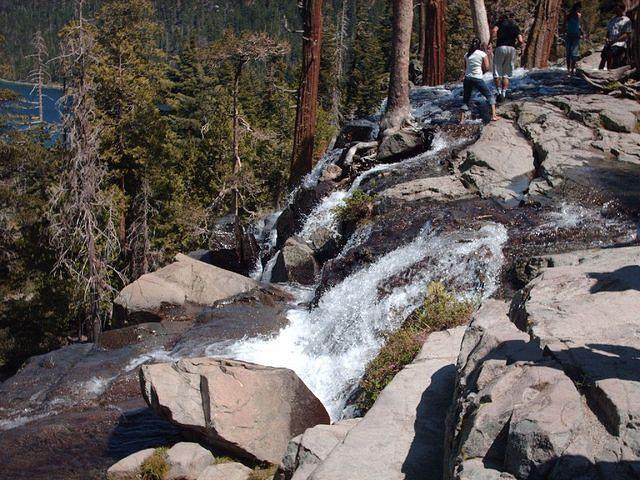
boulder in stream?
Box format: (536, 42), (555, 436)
(112, 254), (262, 326)
(271, 237), (320, 285)
(140, 357), (330, 464)
(377, 127), (435, 163)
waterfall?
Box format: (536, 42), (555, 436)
(221, 223), (508, 419)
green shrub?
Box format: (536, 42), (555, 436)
(139, 448), (168, 480)
(410, 282), (474, 332)
(333, 190), (376, 224)
(358, 282), (474, 411)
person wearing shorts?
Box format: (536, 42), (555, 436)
(460, 38), (498, 123)
(492, 13), (525, 102)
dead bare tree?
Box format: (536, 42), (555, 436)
(523, 0), (562, 68)
(28, 30), (49, 124)
(330, 0), (349, 128)
(127, 180), (157, 280)
(206, 32), (289, 215)
(380, 0), (414, 138)
(422, 0), (447, 86)
(290, 0), (324, 189)
(48, 0), (119, 341)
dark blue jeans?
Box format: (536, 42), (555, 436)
(462, 76), (495, 111)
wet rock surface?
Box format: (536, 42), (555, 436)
(141, 357), (330, 464)
(272, 237), (320, 285)
(193, 215), (260, 276)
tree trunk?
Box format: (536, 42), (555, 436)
(37, 64), (44, 123)
(290, 0), (324, 189)
(232, 62), (243, 215)
(523, 0), (562, 68)
(422, 0), (446, 86)
(469, 0), (490, 45)
(418, 1), (427, 63)
(380, 0), (414, 137)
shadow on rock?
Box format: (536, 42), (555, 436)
(402, 365), (457, 480)
(588, 266), (640, 293)
(107, 406), (184, 459)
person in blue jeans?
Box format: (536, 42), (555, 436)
(460, 38), (498, 123)
(565, 2), (584, 75)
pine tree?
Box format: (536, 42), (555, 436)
(346, 0), (388, 118)
(93, 0), (170, 277)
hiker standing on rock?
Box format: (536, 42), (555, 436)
(491, 12), (525, 102)
(600, 2), (633, 70)
(565, 2), (586, 76)
(460, 38), (499, 124)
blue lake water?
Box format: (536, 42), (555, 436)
(0, 79), (63, 126)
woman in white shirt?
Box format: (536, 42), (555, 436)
(460, 38), (498, 123)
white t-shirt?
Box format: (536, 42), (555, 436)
(465, 50), (487, 79)
(607, 15), (632, 47)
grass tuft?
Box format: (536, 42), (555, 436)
(139, 447), (169, 480)
(358, 282), (474, 411)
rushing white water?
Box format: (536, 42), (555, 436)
(297, 162), (396, 242)
(222, 222), (508, 419)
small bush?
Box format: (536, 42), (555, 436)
(139, 448), (168, 480)
(333, 190), (376, 224)
(411, 282), (474, 332)
(358, 282), (474, 411)
(248, 465), (278, 480)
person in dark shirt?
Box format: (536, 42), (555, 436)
(491, 13), (525, 101)
(565, 2), (586, 76)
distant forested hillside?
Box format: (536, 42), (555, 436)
(0, 0), (302, 80)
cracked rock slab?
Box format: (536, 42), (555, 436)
(459, 120), (535, 207)
(512, 246), (640, 456)
(275, 419), (361, 480)
(140, 358), (330, 464)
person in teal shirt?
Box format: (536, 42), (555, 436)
(565, 2), (584, 76)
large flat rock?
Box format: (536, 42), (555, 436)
(513, 246), (640, 455)
(459, 120), (535, 207)
(113, 254), (261, 326)
(380, 176), (473, 203)
(140, 357), (330, 464)
(310, 327), (466, 480)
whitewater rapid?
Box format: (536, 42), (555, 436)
(222, 222), (507, 419)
